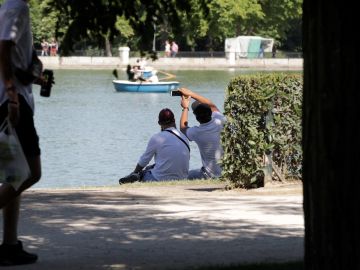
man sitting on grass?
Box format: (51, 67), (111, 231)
(178, 88), (227, 179)
(119, 108), (190, 184)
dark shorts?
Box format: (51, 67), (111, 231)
(0, 94), (41, 157)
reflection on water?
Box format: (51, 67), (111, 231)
(33, 69), (268, 188)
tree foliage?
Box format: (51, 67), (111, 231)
(42, 0), (192, 55)
(221, 73), (302, 188)
(21, 0), (302, 54)
(204, 0), (263, 50)
(29, 0), (60, 46)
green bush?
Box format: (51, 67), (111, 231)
(221, 73), (302, 188)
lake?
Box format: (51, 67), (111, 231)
(33, 69), (263, 189)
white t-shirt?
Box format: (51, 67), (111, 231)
(186, 111), (226, 177)
(138, 127), (190, 180)
(0, 0), (35, 111)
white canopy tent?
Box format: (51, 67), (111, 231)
(225, 36), (274, 59)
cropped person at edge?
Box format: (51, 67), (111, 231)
(178, 88), (226, 179)
(0, 0), (42, 266)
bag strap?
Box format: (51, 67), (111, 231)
(164, 129), (190, 152)
(0, 117), (9, 132)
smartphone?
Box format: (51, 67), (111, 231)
(171, 90), (182, 96)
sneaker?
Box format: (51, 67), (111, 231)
(0, 241), (38, 266)
(119, 172), (140, 184)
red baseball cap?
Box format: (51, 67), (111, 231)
(158, 108), (175, 125)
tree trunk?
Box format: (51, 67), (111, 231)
(105, 37), (112, 57)
(303, 1), (360, 269)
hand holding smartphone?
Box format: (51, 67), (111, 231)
(170, 90), (182, 96)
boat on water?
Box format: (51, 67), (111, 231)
(113, 80), (180, 93)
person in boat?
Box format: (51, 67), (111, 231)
(178, 88), (227, 179)
(126, 65), (146, 82)
(146, 70), (159, 83)
(119, 108), (190, 184)
(126, 64), (135, 81)
(137, 58), (147, 70)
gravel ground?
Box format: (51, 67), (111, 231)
(3, 181), (304, 270)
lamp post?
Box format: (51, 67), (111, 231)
(152, 16), (157, 52)
(152, 23), (156, 52)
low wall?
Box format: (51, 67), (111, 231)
(40, 56), (303, 70)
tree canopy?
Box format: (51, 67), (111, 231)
(0, 0), (302, 54)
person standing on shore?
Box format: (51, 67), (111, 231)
(178, 88), (226, 179)
(170, 41), (179, 57)
(272, 44), (277, 58)
(0, 0), (42, 265)
(164, 40), (171, 57)
(41, 39), (49, 56)
(50, 37), (58, 56)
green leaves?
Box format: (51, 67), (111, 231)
(26, 0), (302, 54)
(221, 73), (303, 189)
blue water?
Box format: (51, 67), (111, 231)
(32, 69), (255, 188)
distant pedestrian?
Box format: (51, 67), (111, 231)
(170, 41), (179, 57)
(272, 44), (277, 58)
(50, 38), (58, 56)
(165, 40), (171, 57)
(258, 45), (264, 58)
(41, 39), (49, 56)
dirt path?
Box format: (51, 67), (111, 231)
(6, 181), (304, 270)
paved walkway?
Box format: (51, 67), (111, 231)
(3, 183), (304, 270)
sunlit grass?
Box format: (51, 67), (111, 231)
(124, 178), (223, 187)
(33, 178), (224, 191)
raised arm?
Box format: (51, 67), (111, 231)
(180, 95), (191, 134)
(179, 87), (219, 112)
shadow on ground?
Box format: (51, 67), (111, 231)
(3, 185), (304, 270)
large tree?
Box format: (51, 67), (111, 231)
(29, 0), (302, 54)
(46, 0), (194, 55)
(29, 0), (61, 45)
(302, 1), (360, 269)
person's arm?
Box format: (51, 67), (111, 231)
(135, 135), (157, 172)
(179, 87), (219, 112)
(0, 40), (20, 125)
(180, 95), (191, 134)
(0, 40), (15, 89)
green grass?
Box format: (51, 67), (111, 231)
(122, 178), (223, 187)
(33, 178), (224, 191)
(189, 261), (303, 270)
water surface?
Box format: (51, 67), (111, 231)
(33, 69), (269, 188)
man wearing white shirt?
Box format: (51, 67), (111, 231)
(0, 0), (41, 265)
(178, 88), (226, 179)
(119, 108), (190, 183)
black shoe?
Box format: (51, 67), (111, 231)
(0, 241), (38, 266)
(119, 172), (140, 184)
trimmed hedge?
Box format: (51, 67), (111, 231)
(221, 73), (302, 188)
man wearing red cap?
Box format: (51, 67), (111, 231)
(178, 88), (226, 179)
(119, 108), (190, 183)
